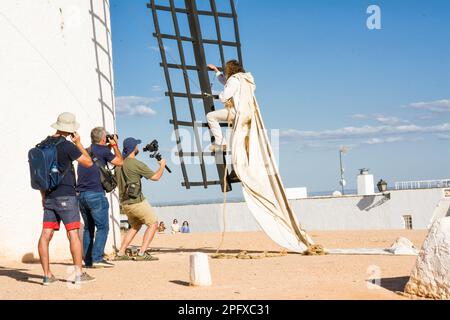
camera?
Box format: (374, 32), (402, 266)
(106, 134), (118, 141)
(143, 140), (159, 154)
(143, 140), (172, 173)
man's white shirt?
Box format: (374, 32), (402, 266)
(215, 71), (241, 111)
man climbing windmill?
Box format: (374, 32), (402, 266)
(206, 61), (244, 152)
(207, 60), (315, 253)
(149, 0), (316, 254)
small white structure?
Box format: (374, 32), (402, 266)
(332, 191), (343, 197)
(405, 217), (450, 299)
(357, 168), (375, 196)
(190, 253), (212, 287)
(0, 0), (121, 261)
(429, 198), (450, 227)
(285, 187), (308, 200)
(386, 237), (418, 256)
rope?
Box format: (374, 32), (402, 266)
(215, 115), (232, 254)
(215, 163), (229, 254)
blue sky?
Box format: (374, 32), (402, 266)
(110, 0), (450, 204)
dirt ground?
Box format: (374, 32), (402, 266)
(0, 230), (428, 300)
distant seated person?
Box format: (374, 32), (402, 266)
(181, 221), (190, 234)
(171, 219), (180, 234)
(158, 221), (166, 234)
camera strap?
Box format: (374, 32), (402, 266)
(121, 162), (139, 188)
(86, 146), (106, 173)
(121, 165), (130, 185)
(86, 146), (97, 162)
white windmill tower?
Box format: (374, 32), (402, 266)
(0, 0), (121, 261)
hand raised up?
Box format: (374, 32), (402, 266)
(70, 132), (81, 145)
(207, 64), (219, 73)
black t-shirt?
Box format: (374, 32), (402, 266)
(46, 137), (82, 199)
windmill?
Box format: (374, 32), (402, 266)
(148, 0), (314, 253)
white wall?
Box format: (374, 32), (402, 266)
(154, 189), (446, 233)
(0, 0), (120, 261)
(293, 188), (444, 230)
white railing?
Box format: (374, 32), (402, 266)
(394, 179), (450, 190)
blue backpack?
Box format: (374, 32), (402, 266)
(28, 137), (70, 192)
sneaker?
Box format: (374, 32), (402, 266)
(133, 253), (159, 262)
(92, 259), (115, 268)
(74, 272), (96, 284)
(114, 253), (132, 261)
(43, 275), (58, 286)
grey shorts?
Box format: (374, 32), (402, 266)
(43, 196), (81, 231)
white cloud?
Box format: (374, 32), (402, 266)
(362, 136), (404, 145)
(148, 45), (171, 53)
(284, 100), (450, 150)
(374, 115), (409, 125)
(405, 99), (450, 113)
(115, 96), (160, 117)
(152, 85), (163, 92)
(281, 123), (450, 141)
(436, 134), (450, 141)
(352, 114), (409, 125)
(280, 123), (448, 150)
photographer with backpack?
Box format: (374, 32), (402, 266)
(77, 127), (123, 269)
(29, 112), (95, 286)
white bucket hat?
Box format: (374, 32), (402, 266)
(51, 112), (80, 133)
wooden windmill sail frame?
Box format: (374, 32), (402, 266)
(148, 0), (243, 192)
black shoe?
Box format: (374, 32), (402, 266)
(228, 170), (241, 183)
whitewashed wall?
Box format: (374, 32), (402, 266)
(0, 0), (120, 261)
(154, 189), (447, 233)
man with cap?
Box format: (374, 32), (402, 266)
(114, 138), (167, 261)
(38, 112), (96, 285)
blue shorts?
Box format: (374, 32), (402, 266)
(43, 196), (81, 231)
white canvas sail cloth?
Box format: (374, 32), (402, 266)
(229, 73), (314, 253)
